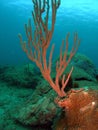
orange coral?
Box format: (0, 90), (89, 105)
(19, 0), (80, 98)
(55, 89), (98, 130)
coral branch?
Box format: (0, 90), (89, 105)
(18, 0), (80, 97)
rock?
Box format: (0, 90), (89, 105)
(14, 96), (57, 126)
(71, 53), (98, 79)
(0, 64), (41, 88)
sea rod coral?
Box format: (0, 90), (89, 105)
(18, 0), (80, 101)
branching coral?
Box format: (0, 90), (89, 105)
(18, 0), (80, 98)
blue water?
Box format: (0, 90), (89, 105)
(0, 0), (98, 67)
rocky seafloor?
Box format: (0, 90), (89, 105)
(0, 53), (98, 130)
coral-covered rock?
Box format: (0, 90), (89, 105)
(54, 89), (98, 130)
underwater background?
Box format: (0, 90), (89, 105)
(0, 0), (98, 67)
(0, 1), (98, 130)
